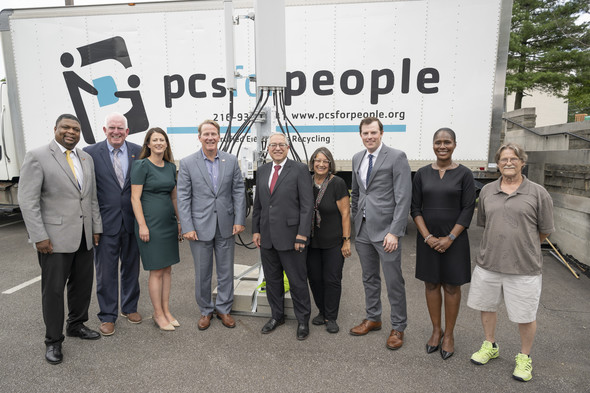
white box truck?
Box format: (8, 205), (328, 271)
(0, 0), (512, 207)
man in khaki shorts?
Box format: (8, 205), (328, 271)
(467, 143), (554, 382)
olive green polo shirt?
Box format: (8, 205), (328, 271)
(476, 176), (554, 275)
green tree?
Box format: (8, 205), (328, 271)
(567, 64), (590, 120)
(507, 0), (590, 112)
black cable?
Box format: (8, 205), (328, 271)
(279, 90), (303, 162)
(220, 90), (234, 152)
(233, 89), (270, 158)
(228, 90), (266, 154)
(279, 90), (308, 163)
(225, 91), (264, 153)
(273, 90), (300, 162)
(235, 234), (257, 249)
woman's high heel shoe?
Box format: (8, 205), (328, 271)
(426, 331), (444, 354)
(153, 315), (175, 331)
(170, 319), (180, 327)
(440, 347), (454, 360)
(440, 335), (454, 360)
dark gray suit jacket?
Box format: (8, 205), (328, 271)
(252, 159), (314, 251)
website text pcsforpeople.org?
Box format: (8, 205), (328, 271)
(290, 109), (405, 122)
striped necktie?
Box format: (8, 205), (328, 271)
(366, 154), (374, 188)
(113, 148), (125, 188)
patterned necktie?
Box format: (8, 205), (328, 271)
(366, 154), (374, 188)
(113, 148), (125, 188)
(269, 165), (281, 194)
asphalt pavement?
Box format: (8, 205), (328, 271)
(0, 211), (588, 393)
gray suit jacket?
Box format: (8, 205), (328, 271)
(177, 149), (246, 241)
(18, 140), (103, 252)
(351, 143), (411, 242)
(252, 159), (314, 250)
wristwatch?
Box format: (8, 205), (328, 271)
(448, 233), (456, 241)
(342, 237), (351, 241)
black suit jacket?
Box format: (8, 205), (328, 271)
(252, 159), (314, 251)
(84, 140), (141, 236)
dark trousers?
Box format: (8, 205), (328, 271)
(260, 247), (311, 324)
(306, 245), (344, 320)
(38, 233), (94, 345)
(94, 225), (140, 322)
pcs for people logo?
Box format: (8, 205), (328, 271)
(60, 36), (149, 144)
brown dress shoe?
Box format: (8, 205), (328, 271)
(386, 329), (404, 350)
(121, 312), (142, 324)
(99, 322), (115, 336)
(216, 313), (236, 328)
(198, 314), (213, 330)
(349, 319), (382, 336)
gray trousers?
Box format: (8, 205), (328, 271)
(189, 225), (235, 315)
(355, 222), (407, 331)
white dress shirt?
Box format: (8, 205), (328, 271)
(358, 142), (383, 186)
(55, 140), (84, 188)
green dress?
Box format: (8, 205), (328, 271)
(131, 159), (180, 270)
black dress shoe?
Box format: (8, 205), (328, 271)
(326, 320), (339, 334)
(296, 323), (309, 341)
(45, 343), (63, 365)
(311, 313), (326, 325)
(66, 325), (101, 340)
(261, 317), (285, 334)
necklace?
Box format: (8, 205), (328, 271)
(435, 161), (454, 172)
(314, 175), (328, 186)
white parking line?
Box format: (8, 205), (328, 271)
(2, 276), (41, 294)
(0, 220), (23, 228)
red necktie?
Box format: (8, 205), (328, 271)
(269, 165), (280, 194)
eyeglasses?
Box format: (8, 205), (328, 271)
(499, 157), (522, 164)
(269, 143), (288, 149)
(314, 159), (331, 165)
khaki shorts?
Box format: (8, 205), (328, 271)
(467, 265), (542, 324)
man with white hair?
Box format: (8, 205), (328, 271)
(252, 133), (314, 340)
(84, 112), (143, 336)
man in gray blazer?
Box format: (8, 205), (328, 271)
(252, 133), (314, 340)
(18, 114), (103, 364)
(177, 120), (246, 330)
(350, 117), (411, 350)
(84, 112), (142, 336)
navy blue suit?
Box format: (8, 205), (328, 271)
(84, 140), (141, 323)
